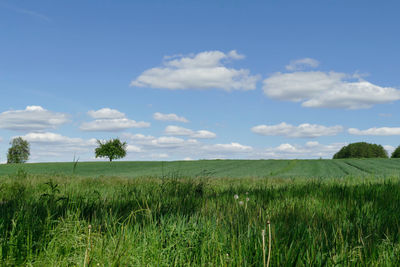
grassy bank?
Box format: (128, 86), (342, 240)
(2, 173), (400, 265)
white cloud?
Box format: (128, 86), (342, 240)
(122, 133), (187, 148)
(384, 145), (396, 155)
(88, 108), (125, 119)
(260, 142), (345, 159)
(205, 142), (253, 152)
(80, 108), (150, 132)
(17, 132), (97, 161)
(305, 141), (319, 147)
(127, 145), (142, 152)
(286, 58), (319, 71)
(122, 133), (155, 142)
(0, 106), (69, 131)
(150, 153), (169, 159)
(263, 71), (400, 109)
(131, 50), (260, 91)
(192, 130), (217, 139)
(348, 127), (400, 136)
(20, 132), (96, 146)
(122, 131), (250, 159)
(164, 125), (193, 136)
(164, 125), (216, 139)
(148, 136), (187, 148)
(80, 118), (150, 132)
(153, 112), (189, 123)
(251, 122), (343, 138)
(276, 143), (297, 153)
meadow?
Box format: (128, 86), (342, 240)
(1, 159), (400, 266)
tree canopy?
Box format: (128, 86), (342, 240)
(7, 137), (30, 164)
(95, 138), (127, 162)
(392, 146), (400, 158)
(333, 142), (388, 159)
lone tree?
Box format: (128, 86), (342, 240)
(333, 142), (388, 159)
(7, 137), (30, 163)
(392, 146), (400, 158)
(95, 138), (127, 162)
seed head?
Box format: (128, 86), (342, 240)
(234, 194), (239, 200)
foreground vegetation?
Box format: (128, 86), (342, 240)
(2, 169), (400, 265)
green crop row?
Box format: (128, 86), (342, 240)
(1, 158), (400, 179)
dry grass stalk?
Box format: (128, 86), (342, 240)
(262, 229), (266, 267)
(84, 224), (92, 267)
(267, 220), (271, 267)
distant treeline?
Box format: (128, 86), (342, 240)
(333, 142), (400, 159)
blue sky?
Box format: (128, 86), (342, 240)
(1, 0), (399, 162)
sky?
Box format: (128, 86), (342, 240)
(1, 0), (400, 162)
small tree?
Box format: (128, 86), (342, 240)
(95, 138), (127, 162)
(7, 137), (30, 163)
(392, 146), (400, 158)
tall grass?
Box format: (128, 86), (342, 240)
(1, 173), (400, 265)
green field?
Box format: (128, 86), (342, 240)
(1, 159), (400, 266)
(1, 158), (400, 178)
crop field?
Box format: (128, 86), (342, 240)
(1, 159), (400, 266)
(1, 158), (400, 178)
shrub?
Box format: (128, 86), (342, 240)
(333, 142), (388, 159)
(392, 146), (400, 158)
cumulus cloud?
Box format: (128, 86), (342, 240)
(145, 136), (200, 149)
(153, 112), (189, 123)
(251, 122), (343, 138)
(164, 125), (216, 139)
(164, 125), (192, 136)
(80, 119), (150, 132)
(286, 58), (319, 71)
(260, 141), (345, 159)
(192, 130), (217, 139)
(17, 132), (97, 161)
(131, 50), (260, 91)
(121, 131), (251, 159)
(20, 132), (94, 145)
(122, 133), (155, 143)
(127, 145), (142, 152)
(80, 108), (150, 132)
(205, 142), (253, 152)
(263, 71), (400, 109)
(117, 132), (350, 160)
(150, 153), (169, 159)
(348, 127), (400, 136)
(0, 106), (69, 131)
(88, 108), (125, 119)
